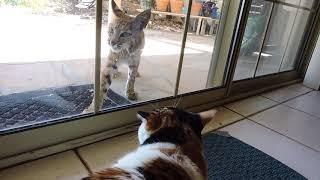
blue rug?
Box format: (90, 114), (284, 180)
(203, 132), (306, 180)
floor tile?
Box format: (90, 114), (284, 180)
(250, 105), (320, 151)
(202, 107), (244, 134)
(221, 120), (320, 180)
(224, 96), (278, 117)
(0, 151), (87, 180)
(285, 91), (320, 118)
(261, 84), (312, 103)
(77, 132), (139, 172)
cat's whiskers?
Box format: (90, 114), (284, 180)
(148, 102), (157, 110)
(172, 97), (178, 108)
(174, 96), (183, 108)
(155, 102), (160, 110)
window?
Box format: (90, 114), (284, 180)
(0, 0), (238, 133)
(233, 0), (315, 80)
(0, 1), (95, 130)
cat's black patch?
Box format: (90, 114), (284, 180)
(173, 108), (203, 139)
(136, 167), (150, 179)
(136, 158), (192, 180)
(141, 127), (187, 146)
(137, 111), (149, 119)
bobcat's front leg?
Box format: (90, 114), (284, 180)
(83, 63), (114, 113)
(125, 63), (139, 100)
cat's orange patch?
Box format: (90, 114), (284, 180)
(146, 113), (162, 131)
(145, 111), (177, 132)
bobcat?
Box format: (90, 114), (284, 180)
(85, 0), (151, 112)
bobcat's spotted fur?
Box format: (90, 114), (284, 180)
(85, 0), (151, 112)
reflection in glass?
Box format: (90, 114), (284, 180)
(255, 4), (297, 76)
(280, 9), (310, 71)
(179, 0), (223, 93)
(233, 0), (272, 80)
(234, 0), (313, 80)
(276, 0), (315, 9)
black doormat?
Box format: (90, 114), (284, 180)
(203, 132), (306, 180)
(0, 84), (131, 131)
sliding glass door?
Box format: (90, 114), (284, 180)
(0, 0), (319, 168)
(0, 0), (243, 162)
(230, 0), (318, 95)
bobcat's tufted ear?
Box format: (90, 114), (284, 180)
(132, 9), (151, 32)
(109, 0), (125, 18)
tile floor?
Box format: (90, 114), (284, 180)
(1, 83), (320, 180)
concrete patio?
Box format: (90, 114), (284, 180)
(0, 7), (215, 103)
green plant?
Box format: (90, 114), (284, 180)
(4, 0), (19, 6)
(18, 0), (48, 11)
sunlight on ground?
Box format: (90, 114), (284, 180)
(0, 7), (213, 63)
(0, 6), (214, 97)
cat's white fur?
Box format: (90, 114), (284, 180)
(114, 143), (176, 169)
(112, 116), (204, 180)
(113, 142), (203, 180)
(137, 114), (150, 144)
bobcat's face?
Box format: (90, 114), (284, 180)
(107, 24), (133, 53)
(107, 0), (151, 53)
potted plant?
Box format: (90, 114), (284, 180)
(182, 0), (202, 16)
(191, 0), (202, 16)
(170, 0), (183, 13)
(140, 0), (153, 10)
(155, 0), (170, 11)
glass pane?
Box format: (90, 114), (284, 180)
(277, 0), (315, 9)
(277, 0), (300, 6)
(0, 1), (95, 131)
(177, 0), (242, 92)
(280, 9), (310, 71)
(179, 0), (222, 93)
(85, 0), (242, 110)
(255, 4), (297, 76)
(95, 0), (183, 112)
(300, 0), (315, 9)
(233, 0), (272, 80)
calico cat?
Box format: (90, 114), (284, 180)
(84, 0), (151, 112)
(84, 107), (217, 180)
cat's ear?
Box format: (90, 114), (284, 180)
(198, 109), (217, 126)
(137, 111), (150, 122)
(109, 0), (125, 18)
(132, 9), (151, 32)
